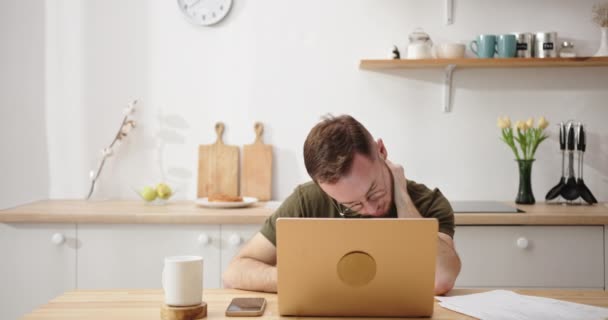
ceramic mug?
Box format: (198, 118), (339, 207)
(162, 256), (203, 307)
(470, 34), (496, 58)
(436, 43), (466, 58)
(496, 34), (517, 58)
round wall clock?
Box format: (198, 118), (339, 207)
(177, 0), (232, 26)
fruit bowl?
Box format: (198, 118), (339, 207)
(134, 183), (175, 205)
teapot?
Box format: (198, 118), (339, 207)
(407, 28), (434, 59)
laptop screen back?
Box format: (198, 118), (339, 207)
(277, 218), (438, 317)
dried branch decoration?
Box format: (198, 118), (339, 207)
(593, 2), (608, 27)
(85, 100), (138, 199)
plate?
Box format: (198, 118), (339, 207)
(195, 197), (258, 208)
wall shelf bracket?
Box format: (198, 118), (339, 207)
(443, 64), (456, 113)
(445, 0), (454, 25)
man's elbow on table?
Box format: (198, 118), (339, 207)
(434, 276), (456, 296)
(222, 260), (240, 289)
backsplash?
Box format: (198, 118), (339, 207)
(2, 0), (607, 207)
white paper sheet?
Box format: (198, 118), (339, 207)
(436, 290), (608, 320)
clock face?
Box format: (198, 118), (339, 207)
(177, 0), (232, 26)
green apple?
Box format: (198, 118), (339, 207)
(140, 186), (157, 202)
(156, 183), (172, 200)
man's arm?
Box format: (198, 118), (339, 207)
(435, 232), (461, 295)
(222, 232), (278, 292)
(387, 160), (461, 295)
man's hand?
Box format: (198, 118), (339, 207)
(385, 159), (420, 218)
(385, 159), (460, 294)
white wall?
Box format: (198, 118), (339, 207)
(45, 0), (608, 202)
(0, 0), (49, 209)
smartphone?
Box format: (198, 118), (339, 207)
(225, 297), (266, 317)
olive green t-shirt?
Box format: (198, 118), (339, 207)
(260, 180), (455, 246)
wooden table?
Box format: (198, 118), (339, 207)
(21, 288), (608, 320)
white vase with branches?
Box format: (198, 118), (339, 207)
(86, 100), (138, 199)
(593, 2), (608, 56)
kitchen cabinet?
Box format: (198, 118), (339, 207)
(77, 224), (221, 289)
(3, 201), (608, 318)
(0, 223), (76, 320)
(455, 226), (604, 289)
(76, 224), (263, 290)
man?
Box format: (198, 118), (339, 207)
(223, 115), (461, 295)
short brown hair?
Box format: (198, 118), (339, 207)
(303, 115), (375, 183)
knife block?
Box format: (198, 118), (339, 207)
(161, 302), (207, 320)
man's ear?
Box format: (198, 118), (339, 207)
(376, 138), (388, 160)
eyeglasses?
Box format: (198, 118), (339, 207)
(332, 158), (389, 217)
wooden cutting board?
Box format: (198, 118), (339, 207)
(197, 122), (239, 198)
(241, 122), (273, 200)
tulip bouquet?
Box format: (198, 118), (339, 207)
(497, 116), (549, 160)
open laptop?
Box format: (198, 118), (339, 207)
(276, 218), (438, 317)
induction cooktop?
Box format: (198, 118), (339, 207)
(451, 201), (523, 213)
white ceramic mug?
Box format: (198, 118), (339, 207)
(162, 256), (203, 306)
(436, 43), (466, 59)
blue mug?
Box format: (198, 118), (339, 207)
(496, 34), (517, 58)
(470, 34), (496, 58)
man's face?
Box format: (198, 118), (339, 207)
(319, 152), (393, 217)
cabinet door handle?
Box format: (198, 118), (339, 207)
(51, 233), (65, 246)
(228, 234), (242, 247)
(516, 237), (529, 249)
(198, 233), (211, 246)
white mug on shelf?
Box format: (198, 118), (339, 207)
(162, 256), (203, 307)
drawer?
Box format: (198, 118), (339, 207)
(454, 226), (604, 288)
(77, 224), (222, 289)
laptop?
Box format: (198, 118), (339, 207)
(276, 218), (438, 317)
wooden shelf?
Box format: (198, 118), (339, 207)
(359, 57), (608, 70)
(359, 56), (608, 112)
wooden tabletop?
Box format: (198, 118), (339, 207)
(1, 200), (607, 225)
(21, 288), (608, 320)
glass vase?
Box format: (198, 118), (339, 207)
(515, 159), (535, 204)
(594, 27), (608, 57)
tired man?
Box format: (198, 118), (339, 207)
(223, 115), (461, 295)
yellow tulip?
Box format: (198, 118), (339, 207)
(526, 118), (534, 129)
(515, 121), (526, 130)
(504, 117), (511, 128)
(497, 117), (508, 129)
(538, 116), (549, 129)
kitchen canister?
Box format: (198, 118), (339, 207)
(535, 32), (558, 58)
(513, 32), (534, 58)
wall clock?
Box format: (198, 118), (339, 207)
(177, 0), (232, 26)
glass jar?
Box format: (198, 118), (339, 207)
(407, 28), (434, 59)
(559, 41), (576, 58)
